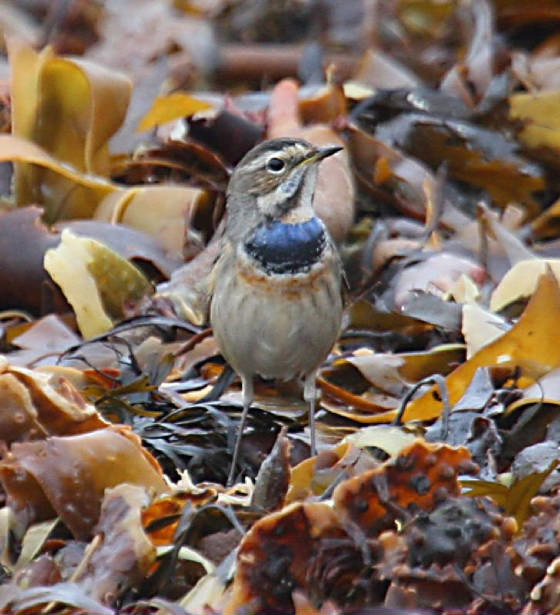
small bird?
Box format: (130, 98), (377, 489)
(210, 137), (345, 485)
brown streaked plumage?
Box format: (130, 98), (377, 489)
(209, 137), (344, 485)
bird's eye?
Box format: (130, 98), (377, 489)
(266, 157), (285, 173)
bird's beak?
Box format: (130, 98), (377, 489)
(316, 145), (344, 160)
(302, 145), (343, 166)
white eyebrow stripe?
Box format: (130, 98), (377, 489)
(240, 144), (308, 173)
(241, 156), (271, 172)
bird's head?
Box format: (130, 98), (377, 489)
(225, 138), (342, 241)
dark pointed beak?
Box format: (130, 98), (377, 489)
(314, 145), (343, 161)
(301, 145), (343, 167)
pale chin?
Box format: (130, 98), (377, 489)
(257, 166), (317, 219)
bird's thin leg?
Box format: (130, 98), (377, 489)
(303, 372), (318, 457)
(227, 375), (254, 487)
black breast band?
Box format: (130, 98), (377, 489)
(244, 217), (327, 274)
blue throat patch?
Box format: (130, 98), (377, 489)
(244, 217), (327, 274)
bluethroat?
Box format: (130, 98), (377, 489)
(209, 137), (344, 485)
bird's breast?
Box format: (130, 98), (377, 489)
(210, 240), (343, 381)
(243, 217), (326, 275)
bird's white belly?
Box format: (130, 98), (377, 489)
(210, 262), (342, 381)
